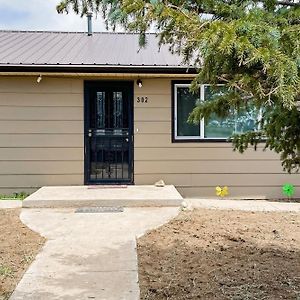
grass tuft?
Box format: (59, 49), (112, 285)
(0, 265), (14, 278)
(0, 192), (30, 200)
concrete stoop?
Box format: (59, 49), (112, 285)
(22, 185), (183, 208)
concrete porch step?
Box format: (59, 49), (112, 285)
(22, 185), (183, 208)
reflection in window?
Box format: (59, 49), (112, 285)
(176, 87), (200, 137)
(113, 92), (123, 129)
(174, 84), (259, 140)
(97, 92), (105, 128)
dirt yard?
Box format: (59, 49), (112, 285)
(0, 209), (45, 300)
(138, 209), (300, 300)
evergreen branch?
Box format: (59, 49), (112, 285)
(275, 1), (300, 7)
(55, 0), (300, 173)
(166, 3), (196, 22)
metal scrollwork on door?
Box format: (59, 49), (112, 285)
(85, 82), (133, 184)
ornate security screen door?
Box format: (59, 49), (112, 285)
(84, 81), (134, 184)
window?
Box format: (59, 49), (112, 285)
(173, 82), (259, 141)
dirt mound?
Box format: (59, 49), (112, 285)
(0, 209), (45, 300)
(138, 209), (300, 299)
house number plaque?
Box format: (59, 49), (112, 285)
(136, 96), (148, 103)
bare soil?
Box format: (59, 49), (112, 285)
(138, 209), (300, 300)
(0, 209), (45, 300)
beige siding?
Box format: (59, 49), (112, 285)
(0, 106), (82, 120)
(0, 76), (299, 198)
(0, 175), (83, 187)
(0, 161), (83, 175)
(135, 160), (286, 174)
(0, 121), (83, 134)
(0, 76), (84, 193)
(0, 148), (83, 161)
(135, 173), (300, 187)
(135, 147), (279, 160)
(0, 93), (83, 106)
(134, 78), (300, 198)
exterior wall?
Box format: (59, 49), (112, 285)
(134, 78), (300, 198)
(0, 76), (299, 198)
(0, 76), (84, 194)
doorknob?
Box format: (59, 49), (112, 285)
(88, 130), (92, 137)
(125, 138), (129, 142)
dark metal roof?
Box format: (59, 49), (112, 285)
(0, 30), (191, 71)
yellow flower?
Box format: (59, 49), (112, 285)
(216, 186), (229, 197)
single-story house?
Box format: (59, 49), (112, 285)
(0, 29), (299, 198)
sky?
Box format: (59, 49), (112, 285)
(0, 0), (108, 32)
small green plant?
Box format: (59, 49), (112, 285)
(282, 184), (295, 199)
(22, 253), (34, 264)
(0, 192), (30, 200)
(0, 265), (14, 278)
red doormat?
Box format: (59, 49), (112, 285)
(87, 185), (128, 189)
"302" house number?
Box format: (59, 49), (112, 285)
(136, 96), (148, 103)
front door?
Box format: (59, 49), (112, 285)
(84, 81), (134, 184)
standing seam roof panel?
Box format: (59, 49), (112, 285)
(37, 34), (76, 64)
(25, 34), (64, 64)
(0, 30), (186, 67)
(2, 33), (46, 63)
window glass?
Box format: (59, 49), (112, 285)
(96, 92), (105, 129)
(174, 83), (259, 141)
(113, 91), (123, 129)
(204, 85), (258, 138)
(176, 87), (200, 137)
(204, 86), (236, 138)
(234, 108), (260, 134)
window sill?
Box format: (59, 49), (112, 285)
(172, 138), (231, 143)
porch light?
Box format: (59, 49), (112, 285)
(136, 79), (143, 88)
(37, 75), (42, 83)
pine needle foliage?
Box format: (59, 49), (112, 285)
(57, 0), (300, 172)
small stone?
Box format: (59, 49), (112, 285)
(181, 201), (188, 208)
(154, 180), (165, 187)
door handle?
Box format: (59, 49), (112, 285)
(88, 130), (92, 137)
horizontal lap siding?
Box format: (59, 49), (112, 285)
(1, 76), (299, 198)
(135, 160), (286, 174)
(0, 77), (84, 193)
(135, 174), (300, 187)
(0, 175), (83, 188)
(0, 134), (83, 147)
(0, 106), (82, 120)
(177, 186), (300, 199)
(0, 161), (83, 175)
(135, 147), (279, 160)
(0, 121), (83, 134)
(134, 79), (300, 198)
(0, 148), (83, 161)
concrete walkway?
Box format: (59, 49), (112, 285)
(9, 198), (300, 300)
(23, 186), (183, 208)
(187, 198), (300, 212)
(0, 200), (22, 208)
(10, 207), (179, 300)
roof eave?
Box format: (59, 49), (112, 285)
(0, 64), (198, 74)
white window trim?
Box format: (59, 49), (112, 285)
(200, 85), (205, 139)
(174, 83), (261, 141)
(174, 83), (228, 141)
(174, 84), (202, 140)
